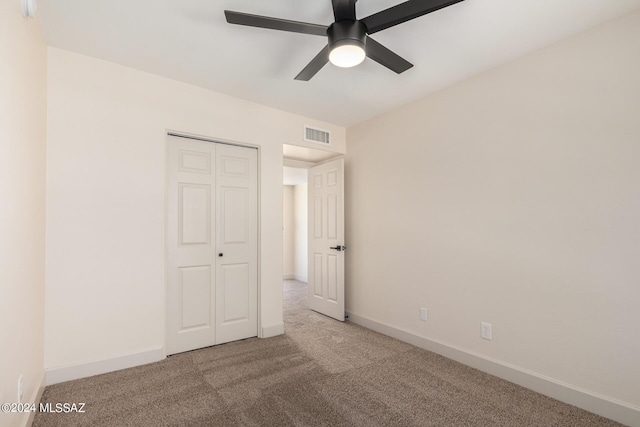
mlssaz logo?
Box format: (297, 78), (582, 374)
(39, 402), (86, 413)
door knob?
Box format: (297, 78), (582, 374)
(218, 253), (223, 257)
(329, 245), (346, 252)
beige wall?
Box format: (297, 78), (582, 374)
(294, 183), (308, 282)
(346, 9), (640, 416)
(0, 3), (47, 426)
(283, 185), (295, 278)
(45, 48), (345, 373)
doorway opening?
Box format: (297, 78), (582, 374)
(282, 143), (345, 321)
(282, 144), (340, 284)
(283, 166), (308, 283)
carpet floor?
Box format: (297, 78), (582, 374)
(34, 280), (621, 426)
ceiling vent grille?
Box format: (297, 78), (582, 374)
(304, 126), (331, 145)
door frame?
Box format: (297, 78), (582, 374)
(163, 131), (262, 357)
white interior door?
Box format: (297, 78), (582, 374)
(215, 143), (258, 344)
(308, 157), (345, 321)
(166, 136), (257, 355)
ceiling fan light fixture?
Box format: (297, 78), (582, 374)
(327, 21), (367, 69)
(329, 43), (366, 68)
(225, 0), (453, 80)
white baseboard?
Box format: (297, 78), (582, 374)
(283, 274), (295, 280)
(347, 312), (640, 427)
(45, 347), (164, 386)
(261, 322), (284, 338)
(22, 372), (45, 427)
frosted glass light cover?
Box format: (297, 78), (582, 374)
(329, 44), (366, 68)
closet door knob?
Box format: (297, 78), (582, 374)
(218, 253), (224, 257)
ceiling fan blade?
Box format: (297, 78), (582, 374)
(225, 11), (328, 36)
(361, 0), (465, 34)
(295, 45), (331, 81)
(331, 0), (357, 21)
(366, 37), (413, 74)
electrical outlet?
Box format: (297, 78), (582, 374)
(18, 374), (23, 402)
(481, 322), (492, 340)
(420, 307), (428, 321)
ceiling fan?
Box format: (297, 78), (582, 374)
(225, 0), (465, 81)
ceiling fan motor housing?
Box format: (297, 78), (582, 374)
(327, 20), (367, 51)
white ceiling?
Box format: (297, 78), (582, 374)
(38, 0), (640, 127)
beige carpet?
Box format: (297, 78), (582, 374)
(34, 280), (621, 426)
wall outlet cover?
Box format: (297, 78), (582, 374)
(481, 322), (492, 340)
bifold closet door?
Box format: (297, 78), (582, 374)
(214, 143), (258, 345)
(166, 136), (257, 355)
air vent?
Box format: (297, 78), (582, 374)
(304, 126), (331, 145)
